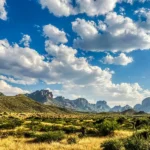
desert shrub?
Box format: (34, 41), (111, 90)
(63, 126), (80, 134)
(26, 121), (42, 131)
(34, 131), (65, 143)
(86, 128), (99, 136)
(97, 120), (118, 136)
(124, 136), (150, 150)
(101, 139), (124, 150)
(117, 117), (126, 125)
(42, 118), (65, 124)
(23, 131), (35, 138)
(94, 118), (105, 125)
(134, 118), (149, 129)
(38, 124), (63, 131)
(39, 125), (53, 132)
(15, 128), (26, 138)
(3, 112), (8, 115)
(0, 131), (15, 138)
(0, 117), (22, 129)
(14, 128), (35, 138)
(135, 130), (150, 139)
(67, 137), (77, 144)
(121, 122), (133, 130)
(26, 116), (41, 121)
(78, 133), (85, 138)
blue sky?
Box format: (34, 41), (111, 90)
(0, 0), (150, 106)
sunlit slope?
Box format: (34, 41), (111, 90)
(0, 94), (70, 113)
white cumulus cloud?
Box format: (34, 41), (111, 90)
(102, 53), (133, 66)
(43, 24), (68, 44)
(39, 0), (76, 17)
(20, 34), (32, 47)
(0, 0), (7, 20)
(135, 8), (150, 32)
(0, 80), (28, 96)
(39, 0), (148, 17)
(0, 75), (37, 85)
(72, 13), (150, 52)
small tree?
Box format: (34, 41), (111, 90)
(97, 120), (118, 136)
(101, 139), (124, 150)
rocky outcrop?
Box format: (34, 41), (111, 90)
(26, 90), (53, 104)
(95, 101), (110, 112)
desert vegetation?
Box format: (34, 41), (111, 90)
(0, 112), (150, 150)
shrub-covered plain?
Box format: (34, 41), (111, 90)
(0, 112), (150, 150)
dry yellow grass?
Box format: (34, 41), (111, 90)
(0, 130), (133, 150)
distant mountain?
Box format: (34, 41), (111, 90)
(111, 106), (122, 112)
(0, 93), (71, 114)
(26, 90), (110, 112)
(111, 105), (132, 112)
(122, 105), (132, 111)
(55, 97), (110, 112)
(25, 90), (150, 113)
(134, 97), (150, 113)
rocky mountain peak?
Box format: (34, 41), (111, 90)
(111, 105), (122, 112)
(121, 105), (132, 111)
(95, 100), (110, 112)
(26, 90), (53, 103)
(73, 98), (89, 106)
(38, 90), (53, 98)
(96, 100), (107, 106)
(55, 96), (65, 101)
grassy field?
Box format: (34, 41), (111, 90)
(0, 112), (150, 150)
(0, 131), (132, 150)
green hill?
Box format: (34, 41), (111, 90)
(0, 94), (71, 114)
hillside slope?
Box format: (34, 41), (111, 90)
(0, 94), (70, 114)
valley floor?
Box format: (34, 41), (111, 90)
(0, 130), (132, 150)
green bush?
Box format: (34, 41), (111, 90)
(0, 117), (22, 129)
(63, 126), (80, 134)
(134, 118), (149, 129)
(86, 128), (99, 136)
(26, 121), (42, 131)
(40, 125), (53, 132)
(117, 117), (126, 125)
(34, 131), (65, 143)
(135, 130), (150, 139)
(101, 139), (124, 150)
(23, 131), (35, 138)
(124, 136), (150, 150)
(97, 120), (118, 136)
(67, 137), (77, 144)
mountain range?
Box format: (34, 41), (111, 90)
(26, 90), (150, 113)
